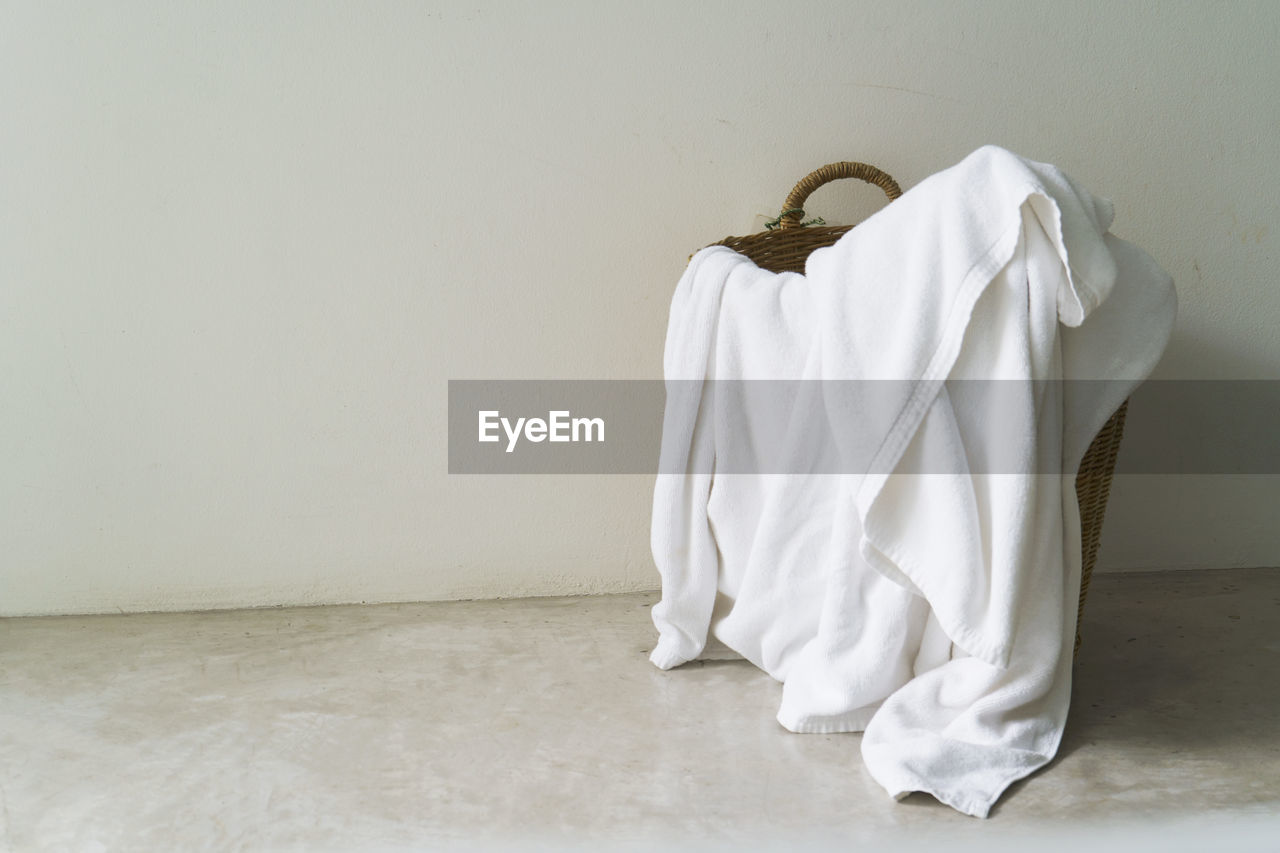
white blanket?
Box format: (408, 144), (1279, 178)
(649, 145), (1176, 817)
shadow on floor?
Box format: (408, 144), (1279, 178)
(1062, 568), (1280, 756)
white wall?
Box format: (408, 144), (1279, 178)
(2, 0), (1277, 616)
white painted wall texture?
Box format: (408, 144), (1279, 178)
(2, 1), (1277, 615)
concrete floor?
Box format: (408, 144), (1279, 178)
(1, 568), (1278, 851)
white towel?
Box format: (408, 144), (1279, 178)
(649, 145), (1176, 817)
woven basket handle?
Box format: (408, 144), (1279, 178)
(778, 162), (903, 229)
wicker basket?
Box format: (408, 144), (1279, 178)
(706, 162), (1127, 658)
